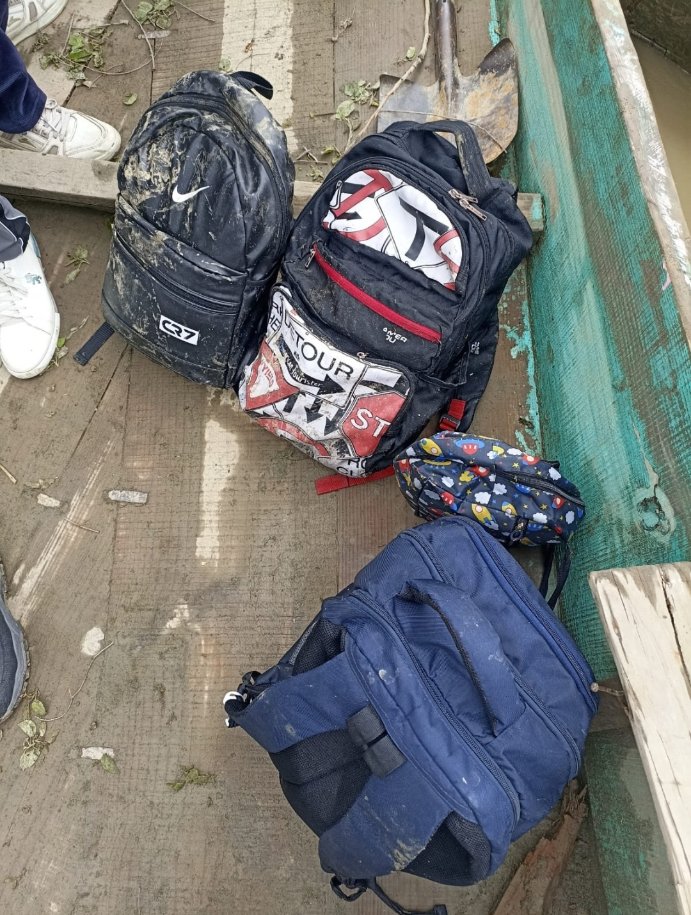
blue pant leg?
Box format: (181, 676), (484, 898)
(0, 0), (46, 133)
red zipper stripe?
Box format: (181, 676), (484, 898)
(312, 245), (442, 345)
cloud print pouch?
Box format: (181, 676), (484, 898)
(394, 432), (585, 547)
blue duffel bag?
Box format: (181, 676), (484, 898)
(223, 517), (597, 914)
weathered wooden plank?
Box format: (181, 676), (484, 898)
(493, 782), (587, 915)
(590, 562), (691, 915)
(152, 0), (225, 99)
(0, 150), (119, 209)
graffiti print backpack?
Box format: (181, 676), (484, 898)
(238, 120), (532, 478)
(98, 70), (294, 387)
(223, 517), (597, 914)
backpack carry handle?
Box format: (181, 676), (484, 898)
(401, 580), (523, 733)
(232, 71), (274, 100)
(401, 120), (493, 200)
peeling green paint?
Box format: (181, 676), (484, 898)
(488, 0), (501, 47)
(498, 0), (691, 682)
(499, 294), (542, 452)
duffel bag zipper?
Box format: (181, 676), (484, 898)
(355, 590), (521, 824)
(308, 243), (442, 345)
(404, 527), (597, 710)
(506, 470), (585, 507)
(512, 672), (581, 775)
(148, 92), (290, 244)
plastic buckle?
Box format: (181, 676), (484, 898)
(438, 412), (461, 432)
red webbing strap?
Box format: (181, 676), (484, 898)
(438, 398), (466, 431)
(315, 466), (396, 495)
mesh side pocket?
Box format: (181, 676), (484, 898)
(403, 812), (491, 885)
(271, 729), (369, 836)
(292, 618), (344, 675)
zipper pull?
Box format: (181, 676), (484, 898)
(305, 245), (316, 268)
(449, 189), (487, 221)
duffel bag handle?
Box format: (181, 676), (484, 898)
(401, 580), (523, 734)
(232, 70), (274, 100)
(401, 120), (493, 201)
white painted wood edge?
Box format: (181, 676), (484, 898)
(590, 562), (691, 915)
(590, 0), (691, 342)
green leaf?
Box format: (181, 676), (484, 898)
(30, 699), (46, 717)
(405, 46), (417, 60)
(135, 1), (154, 21)
(56, 336), (66, 348)
(19, 748), (40, 770)
(334, 99), (355, 121)
(123, 93), (138, 106)
(64, 268), (80, 285)
(37, 721), (47, 738)
(100, 754), (118, 774)
(18, 720), (37, 737)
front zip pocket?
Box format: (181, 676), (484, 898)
(238, 284), (414, 477)
(311, 244), (441, 344)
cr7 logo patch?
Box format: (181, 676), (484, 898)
(159, 314), (200, 345)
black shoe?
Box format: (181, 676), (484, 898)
(0, 559), (28, 722)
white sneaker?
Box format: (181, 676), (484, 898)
(0, 100), (121, 160)
(0, 234), (60, 379)
(6, 0), (69, 44)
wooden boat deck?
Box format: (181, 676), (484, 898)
(0, 1), (622, 912)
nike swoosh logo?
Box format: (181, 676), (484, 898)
(171, 184), (210, 203)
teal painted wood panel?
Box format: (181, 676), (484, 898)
(497, 0), (691, 680)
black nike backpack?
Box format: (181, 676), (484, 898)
(238, 120), (532, 479)
(99, 70), (294, 388)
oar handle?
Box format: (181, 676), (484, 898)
(434, 0), (460, 101)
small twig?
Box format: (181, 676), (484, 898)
(37, 642), (114, 722)
(65, 518), (101, 534)
(61, 12), (76, 56)
(85, 59), (151, 77)
(0, 463), (17, 485)
(294, 146), (320, 163)
(176, 1), (216, 22)
(120, 0), (155, 72)
(346, 0), (431, 150)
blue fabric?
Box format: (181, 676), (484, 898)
(228, 516), (598, 887)
(0, 0), (46, 133)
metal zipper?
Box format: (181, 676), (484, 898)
(512, 673), (581, 775)
(354, 590), (521, 823)
(449, 189), (488, 221)
(506, 470), (585, 507)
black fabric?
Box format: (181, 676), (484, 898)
(73, 322), (115, 365)
(347, 704), (386, 747)
(101, 70), (294, 388)
(272, 730), (370, 836)
(292, 617), (343, 675)
(403, 812), (491, 886)
(270, 729), (361, 784)
(331, 877), (447, 915)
